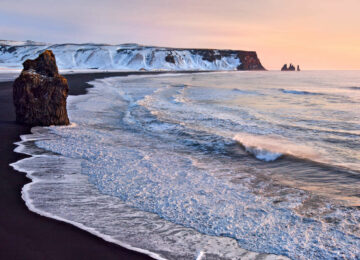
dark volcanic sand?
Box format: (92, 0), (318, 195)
(0, 72), (164, 260)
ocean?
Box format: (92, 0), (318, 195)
(12, 71), (360, 259)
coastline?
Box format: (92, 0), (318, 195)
(9, 72), (290, 260)
(0, 72), (159, 260)
(2, 70), (359, 258)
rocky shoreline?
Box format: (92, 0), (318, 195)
(0, 71), (174, 260)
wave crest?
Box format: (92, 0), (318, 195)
(234, 133), (319, 162)
(279, 89), (322, 95)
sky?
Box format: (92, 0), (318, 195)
(1, 0), (360, 70)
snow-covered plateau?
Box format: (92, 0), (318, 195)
(0, 40), (265, 71)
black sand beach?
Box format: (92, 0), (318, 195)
(0, 72), (162, 260)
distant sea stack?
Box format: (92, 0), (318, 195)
(0, 40), (265, 71)
(281, 63), (300, 71)
(13, 50), (70, 126)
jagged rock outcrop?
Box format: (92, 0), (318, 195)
(281, 63), (296, 71)
(236, 51), (264, 70)
(13, 50), (70, 126)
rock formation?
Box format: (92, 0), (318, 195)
(13, 50), (70, 126)
(281, 63), (296, 71)
(1, 41), (266, 71)
(188, 49), (265, 70)
(165, 53), (175, 64)
(297, 65), (301, 71)
(236, 51), (265, 70)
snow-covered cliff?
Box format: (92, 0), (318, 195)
(0, 40), (265, 71)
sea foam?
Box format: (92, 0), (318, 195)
(11, 72), (360, 259)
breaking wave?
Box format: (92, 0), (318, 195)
(279, 89), (322, 95)
(231, 88), (258, 95)
(10, 71), (360, 259)
(233, 133), (320, 162)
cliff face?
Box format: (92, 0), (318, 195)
(0, 40), (265, 71)
(13, 50), (70, 126)
(236, 51), (264, 70)
(182, 49), (264, 70)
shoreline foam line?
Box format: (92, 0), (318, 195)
(9, 73), (172, 260)
(8, 72), (207, 260)
(10, 128), (290, 260)
(10, 133), (167, 260)
(9, 74), (288, 260)
(9, 71), (359, 259)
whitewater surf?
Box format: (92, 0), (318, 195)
(12, 71), (360, 259)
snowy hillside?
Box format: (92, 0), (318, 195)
(0, 40), (265, 71)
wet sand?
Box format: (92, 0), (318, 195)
(0, 72), (167, 260)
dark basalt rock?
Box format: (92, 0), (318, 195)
(165, 53), (175, 64)
(191, 50), (222, 62)
(281, 63), (296, 71)
(281, 64), (288, 71)
(236, 51), (264, 70)
(188, 49), (265, 70)
(8, 46), (18, 53)
(13, 50), (70, 126)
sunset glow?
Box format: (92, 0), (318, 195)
(1, 1), (360, 259)
(1, 0), (359, 69)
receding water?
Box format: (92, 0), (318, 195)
(12, 71), (360, 259)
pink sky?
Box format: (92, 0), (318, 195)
(1, 0), (359, 69)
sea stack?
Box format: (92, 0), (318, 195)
(13, 50), (70, 126)
(281, 63), (296, 71)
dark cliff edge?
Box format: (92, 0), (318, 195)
(0, 41), (266, 71)
(166, 48), (265, 70)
